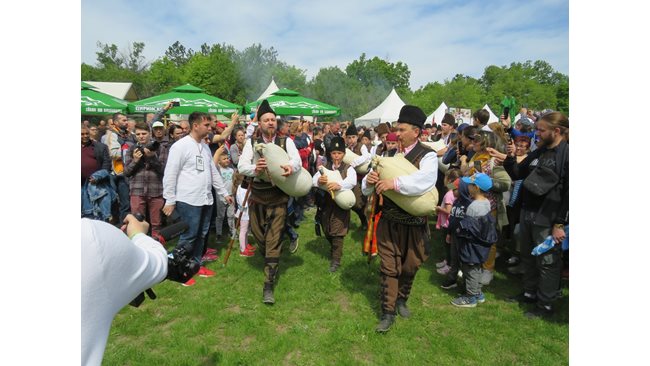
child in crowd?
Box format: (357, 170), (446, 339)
(234, 172), (256, 257)
(450, 173), (498, 308)
(213, 146), (236, 241)
(441, 176), (471, 290)
(435, 169), (461, 275)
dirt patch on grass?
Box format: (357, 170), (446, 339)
(226, 304), (242, 314)
(337, 293), (352, 313)
(276, 323), (288, 334)
(283, 350), (302, 365)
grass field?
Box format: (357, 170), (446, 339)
(103, 207), (568, 365)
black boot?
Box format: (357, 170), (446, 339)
(375, 313), (396, 333)
(396, 298), (411, 318)
(329, 261), (340, 273)
(262, 284), (275, 305)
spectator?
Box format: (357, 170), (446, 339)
(494, 112), (569, 318)
(504, 135), (532, 272)
(168, 124), (184, 145)
(151, 121), (170, 150)
(123, 121), (168, 238)
(461, 131), (511, 286)
(472, 109), (492, 132)
(101, 112), (136, 222)
(81, 124), (113, 221)
(212, 145), (236, 242)
(162, 112), (234, 287)
(450, 173), (498, 308)
(229, 128), (246, 167)
(89, 125), (100, 141)
(234, 172), (256, 257)
(434, 169), (461, 276)
(179, 120), (190, 137)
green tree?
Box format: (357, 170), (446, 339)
(164, 41), (194, 67)
(345, 53), (411, 95)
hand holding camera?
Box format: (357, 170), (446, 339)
(121, 214), (150, 239)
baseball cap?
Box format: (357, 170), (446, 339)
(456, 123), (470, 133)
(216, 121), (227, 129)
(461, 173), (493, 192)
(152, 121), (164, 128)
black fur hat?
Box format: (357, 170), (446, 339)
(397, 105), (426, 129)
(345, 123), (358, 137)
(329, 136), (346, 153)
(257, 99), (276, 118)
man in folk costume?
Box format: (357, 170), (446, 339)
(311, 136), (357, 272)
(345, 123), (371, 230)
(370, 123), (391, 157)
(363, 105), (438, 333)
(237, 100), (303, 305)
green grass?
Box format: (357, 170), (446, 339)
(103, 207), (568, 365)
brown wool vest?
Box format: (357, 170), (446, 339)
(249, 136), (290, 206)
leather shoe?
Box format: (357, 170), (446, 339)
(375, 314), (396, 333)
(396, 299), (411, 318)
(262, 285), (275, 305)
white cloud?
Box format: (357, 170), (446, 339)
(82, 0), (568, 89)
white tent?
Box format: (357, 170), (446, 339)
(425, 102), (448, 126)
(355, 88), (406, 127)
(83, 81), (138, 101)
(482, 104), (500, 123)
(256, 78), (279, 101)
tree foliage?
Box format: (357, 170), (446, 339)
(82, 42), (569, 117)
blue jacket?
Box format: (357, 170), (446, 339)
(456, 213), (498, 265)
(81, 169), (116, 220)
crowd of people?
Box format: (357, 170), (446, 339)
(81, 101), (569, 333)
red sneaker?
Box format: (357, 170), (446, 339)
(182, 278), (196, 287)
(246, 244), (257, 252)
(206, 248), (218, 255)
(240, 248), (255, 257)
(198, 266), (216, 278)
(201, 253), (219, 262)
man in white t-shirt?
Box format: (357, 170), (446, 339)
(162, 112), (234, 286)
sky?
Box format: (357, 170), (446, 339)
(81, 0), (568, 90)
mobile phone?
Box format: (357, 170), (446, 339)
(502, 107), (510, 120)
(474, 161), (483, 173)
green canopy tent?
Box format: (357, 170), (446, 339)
(127, 84), (241, 115)
(245, 88), (340, 117)
(81, 82), (128, 115)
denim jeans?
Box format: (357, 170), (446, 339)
(111, 175), (131, 222)
(175, 201), (214, 261)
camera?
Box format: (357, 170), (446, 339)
(136, 140), (160, 154)
(171, 98), (181, 107)
(166, 245), (200, 283)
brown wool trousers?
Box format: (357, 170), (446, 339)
(376, 217), (429, 314)
(249, 202), (287, 286)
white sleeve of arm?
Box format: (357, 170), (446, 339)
(210, 161), (229, 197)
(237, 139), (256, 177)
(162, 144), (180, 205)
(340, 167), (357, 190)
(394, 152), (438, 196)
(284, 138), (303, 173)
(361, 173), (374, 196)
(351, 145), (371, 167)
